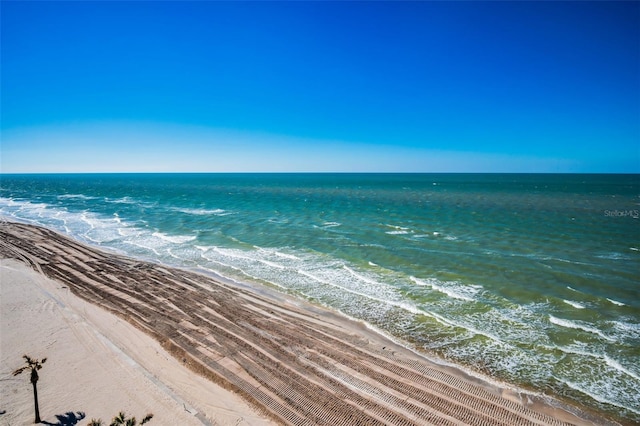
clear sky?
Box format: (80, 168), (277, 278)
(1, 1), (639, 173)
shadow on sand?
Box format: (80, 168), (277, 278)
(42, 411), (86, 426)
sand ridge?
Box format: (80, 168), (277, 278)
(0, 221), (615, 426)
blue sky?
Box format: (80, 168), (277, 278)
(1, 1), (638, 173)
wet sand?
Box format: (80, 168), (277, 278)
(0, 221), (616, 425)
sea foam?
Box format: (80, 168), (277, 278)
(152, 232), (197, 244)
(563, 300), (586, 309)
(174, 207), (231, 216)
(410, 276), (480, 302)
(549, 316), (614, 342)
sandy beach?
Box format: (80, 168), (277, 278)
(0, 221), (616, 426)
(1, 259), (272, 425)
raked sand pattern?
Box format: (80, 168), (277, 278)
(0, 221), (614, 426)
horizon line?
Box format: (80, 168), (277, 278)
(2, 171), (639, 176)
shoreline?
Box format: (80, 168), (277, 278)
(0, 220), (620, 425)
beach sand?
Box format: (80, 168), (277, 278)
(0, 259), (272, 426)
(0, 221), (615, 426)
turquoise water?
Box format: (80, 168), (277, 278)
(1, 173), (639, 421)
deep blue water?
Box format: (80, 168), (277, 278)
(1, 173), (639, 421)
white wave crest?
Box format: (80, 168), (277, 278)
(410, 276), (480, 302)
(562, 379), (640, 415)
(108, 196), (136, 204)
(57, 194), (96, 200)
(211, 247), (252, 261)
(604, 354), (640, 381)
(555, 343), (640, 380)
(152, 232), (196, 244)
(549, 315), (614, 341)
(259, 259), (285, 270)
(174, 207), (231, 216)
(273, 251), (300, 260)
(343, 265), (377, 285)
(321, 221), (341, 228)
(563, 300), (586, 309)
(385, 224), (410, 230)
(611, 320), (640, 340)
(296, 269), (425, 316)
(384, 224), (412, 235)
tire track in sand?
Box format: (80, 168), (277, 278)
(0, 222), (613, 426)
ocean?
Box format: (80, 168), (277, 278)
(1, 173), (638, 422)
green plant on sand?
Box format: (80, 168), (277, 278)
(13, 355), (47, 424)
(87, 411), (153, 426)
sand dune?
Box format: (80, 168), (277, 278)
(0, 221), (613, 425)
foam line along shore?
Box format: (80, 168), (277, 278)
(0, 220), (620, 425)
(1, 173), (638, 423)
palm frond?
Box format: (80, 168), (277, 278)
(110, 411), (127, 426)
(12, 366), (28, 376)
(105, 411), (152, 426)
(16, 355), (47, 374)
